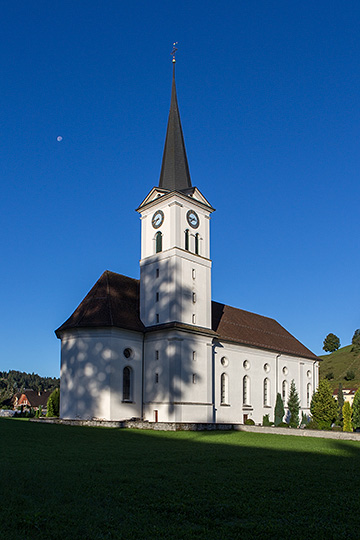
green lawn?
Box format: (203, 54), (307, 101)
(1, 419), (359, 540)
(319, 344), (360, 390)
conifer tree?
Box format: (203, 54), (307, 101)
(342, 402), (352, 432)
(310, 379), (337, 429)
(274, 392), (285, 426)
(287, 380), (300, 427)
(352, 388), (360, 430)
(46, 388), (60, 417)
(337, 383), (344, 426)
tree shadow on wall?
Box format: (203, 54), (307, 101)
(58, 263), (210, 420)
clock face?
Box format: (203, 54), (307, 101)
(152, 210), (164, 229)
(186, 209), (199, 229)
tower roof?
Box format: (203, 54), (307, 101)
(158, 61), (192, 191)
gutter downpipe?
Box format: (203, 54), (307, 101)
(276, 353), (281, 396)
(141, 335), (145, 420)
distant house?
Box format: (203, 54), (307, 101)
(333, 388), (358, 407)
(13, 390), (50, 411)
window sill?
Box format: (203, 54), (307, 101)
(220, 403), (230, 407)
(122, 400), (133, 404)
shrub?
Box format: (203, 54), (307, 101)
(262, 414), (273, 427)
(310, 379), (337, 430)
(305, 419), (318, 430)
(325, 372), (334, 380)
(244, 418), (255, 425)
(301, 412), (309, 426)
(277, 422), (289, 428)
(343, 402), (352, 432)
(46, 388), (60, 417)
(344, 370), (355, 381)
(274, 393), (285, 426)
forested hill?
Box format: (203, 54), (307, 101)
(0, 370), (59, 407)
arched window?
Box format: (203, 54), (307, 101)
(220, 373), (228, 404)
(195, 233), (199, 255)
(307, 383), (312, 407)
(185, 229), (189, 251)
(263, 378), (270, 406)
(282, 380), (288, 402)
(155, 232), (162, 253)
(123, 367), (132, 401)
(243, 375), (250, 405)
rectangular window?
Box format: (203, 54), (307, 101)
(155, 350), (159, 360)
(155, 373), (159, 383)
(192, 351), (196, 361)
(192, 292), (196, 303)
(156, 314), (159, 323)
(192, 269), (196, 279)
(156, 292), (159, 302)
(192, 374), (197, 384)
(192, 314), (196, 324)
(156, 268), (159, 278)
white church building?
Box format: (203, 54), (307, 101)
(56, 59), (319, 425)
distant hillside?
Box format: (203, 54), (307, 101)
(0, 370), (59, 407)
(319, 345), (360, 390)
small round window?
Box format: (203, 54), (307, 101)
(123, 348), (133, 359)
(264, 363), (270, 373)
(220, 356), (229, 367)
(282, 366), (288, 376)
(307, 370), (311, 378)
(243, 360), (250, 370)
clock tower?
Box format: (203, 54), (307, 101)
(137, 58), (214, 330)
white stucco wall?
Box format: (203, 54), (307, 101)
(60, 328), (143, 421)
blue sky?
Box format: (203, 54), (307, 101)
(1, 1), (359, 376)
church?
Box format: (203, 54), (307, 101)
(55, 57), (319, 425)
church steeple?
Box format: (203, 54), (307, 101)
(158, 55), (192, 192)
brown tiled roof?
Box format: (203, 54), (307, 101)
(55, 271), (145, 336)
(212, 301), (318, 360)
(56, 270), (317, 360)
(17, 390), (50, 408)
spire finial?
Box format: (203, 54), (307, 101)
(171, 42), (178, 63)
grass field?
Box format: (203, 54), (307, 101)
(319, 344), (360, 390)
(1, 419), (360, 540)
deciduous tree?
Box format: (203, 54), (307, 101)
(323, 333), (340, 353)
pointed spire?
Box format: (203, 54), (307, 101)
(158, 53), (192, 191)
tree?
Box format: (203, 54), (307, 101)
(46, 388), (60, 417)
(337, 383), (344, 426)
(343, 402), (352, 432)
(352, 329), (360, 346)
(274, 393), (285, 426)
(310, 379), (338, 429)
(352, 388), (360, 430)
(287, 380), (300, 427)
(344, 370), (355, 381)
(352, 329), (360, 352)
(323, 333), (340, 353)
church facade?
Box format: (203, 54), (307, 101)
(56, 60), (319, 425)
